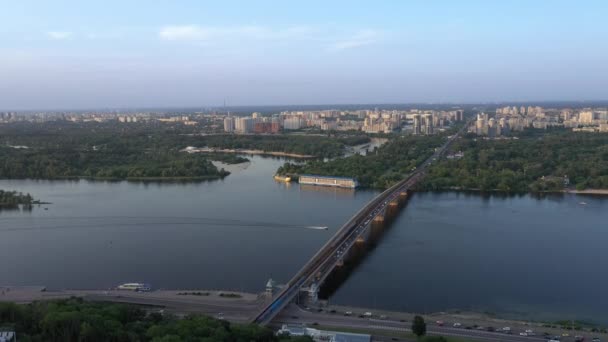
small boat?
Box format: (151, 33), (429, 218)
(116, 283), (152, 292)
(579, 202), (587, 205)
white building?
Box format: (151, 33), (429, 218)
(283, 117), (302, 130)
(224, 117), (235, 132)
(235, 117), (253, 133)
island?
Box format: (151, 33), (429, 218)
(0, 189), (37, 209)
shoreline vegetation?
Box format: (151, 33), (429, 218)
(0, 298), (305, 341)
(420, 129), (608, 193)
(0, 121), (369, 182)
(277, 133), (452, 188)
(184, 146), (314, 158)
(277, 127), (608, 195)
(412, 187), (608, 197)
(0, 189), (41, 209)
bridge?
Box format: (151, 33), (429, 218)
(253, 123), (470, 326)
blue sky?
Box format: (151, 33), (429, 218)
(1, 0), (607, 109)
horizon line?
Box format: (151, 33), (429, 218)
(3, 99), (608, 113)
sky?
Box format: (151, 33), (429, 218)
(1, 0), (608, 110)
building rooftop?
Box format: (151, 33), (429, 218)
(332, 332), (371, 342)
(299, 174), (357, 181)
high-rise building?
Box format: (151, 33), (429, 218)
(488, 118), (497, 137)
(579, 111), (595, 124)
(476, 113), (487, 135)
(283, 117), (302, 130)
(412, 114), (422, 135)
(235, 117), (253, 133)
(424, 113), (433, 135)
(224, 117), (235, 132)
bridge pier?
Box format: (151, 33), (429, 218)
(398, 191), (408, 206)
(308, 283), (319, 303)
(386, 200), (399, 221)
(370, 215), (384, 243)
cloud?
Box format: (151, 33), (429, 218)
(45, 31), (73, 40)
(330, 29), (381, 51)
(158, 25), (316, 42)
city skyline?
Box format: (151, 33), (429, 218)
(2, 0), (608, 110)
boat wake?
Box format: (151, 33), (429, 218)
(0, 216), (328, 233)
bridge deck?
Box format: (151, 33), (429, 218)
(252, 122), (470, 325)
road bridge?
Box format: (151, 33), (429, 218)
(253, 122), (470, 326)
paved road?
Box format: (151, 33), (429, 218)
(275, 304), (547, 342)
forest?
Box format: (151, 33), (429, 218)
(0, 146), (229, 180)
(419, 131), (608, 192)
(0, 298), (310, 342)
(277, 134), (446, 188)
(0, 121), (367, 180)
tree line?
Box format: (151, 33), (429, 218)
(420, 130), (608, 192)
(277, 134), (446, 188)
(0, 298), (311, 342)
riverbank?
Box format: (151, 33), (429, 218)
(0, 175), (229, 183)
(564, 188), (608, 195)
(4, 285), (607, 339)
(415, 186), (608, 196)
(183, 146), (315, 158)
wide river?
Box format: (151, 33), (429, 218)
(1, 156), (607, 324)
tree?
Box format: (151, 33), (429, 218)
(412, 315), (427, 337)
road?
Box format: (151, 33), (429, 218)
(0, 287), (261, 323)
(253, 122), (471, 325)
(275, 304), (549, 342)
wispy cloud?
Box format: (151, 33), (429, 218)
(330, 29), (381, 51)
(158, 25), (316, 42)
(45, 31), (73, 40)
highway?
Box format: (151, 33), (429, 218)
(274, 304), (550, 342)
(253, 122), (471, 326)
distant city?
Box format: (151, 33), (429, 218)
(0, 107), (465, 136)
(472, 105), (608, 137)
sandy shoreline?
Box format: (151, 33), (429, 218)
(564, 188), (608, 195)
(184, 147), (314, 159)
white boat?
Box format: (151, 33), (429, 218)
(116, 283), (151, 292)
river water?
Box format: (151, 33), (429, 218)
(1, 156), (607, 323)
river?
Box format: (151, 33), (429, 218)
(1, 156), (607, 324)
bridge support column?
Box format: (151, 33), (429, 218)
(308, 283), (319, 303)
(370, 216), (385, 243)
(386, 201), (399, 221)
(399, 191), (408, 206)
